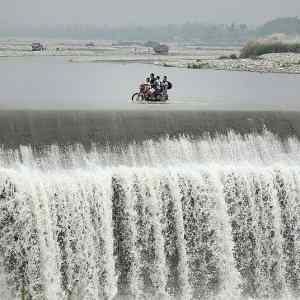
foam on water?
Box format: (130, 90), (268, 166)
(1, 130), (300, 299)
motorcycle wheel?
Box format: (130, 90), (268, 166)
(131, 93), (144, 102)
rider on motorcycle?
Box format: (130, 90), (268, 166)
(144, 77), (152, 98)
(132, 73), (172, 102)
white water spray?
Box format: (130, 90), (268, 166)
(0, 131), (300, 299)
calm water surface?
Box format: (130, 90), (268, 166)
(0, 56), (299, 110)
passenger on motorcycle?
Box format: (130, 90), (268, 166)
(132, 74), (171, 102)
(144, 77), (152, 98)
(134, 73), (172, 101)
(154, 76), (162, 96)
(144, 77), (151, 87)
(150, 73), (156, 87)
(161, 76), (169, 95)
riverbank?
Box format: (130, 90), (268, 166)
(1, 39), (300, 74)
(69, 51), (300, 75)
(69, 53), (300, 74)
(156, 53), (300, 74)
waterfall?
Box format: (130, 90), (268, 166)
(1, 130), (300, 299)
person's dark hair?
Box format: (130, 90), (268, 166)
(163, 76), (167, 80)
(156, 76), (160, 79)
(150, 73), (155, 77)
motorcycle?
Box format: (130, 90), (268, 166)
(131, 84), (169, 103)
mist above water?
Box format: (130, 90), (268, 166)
(1, 0), (300, 28)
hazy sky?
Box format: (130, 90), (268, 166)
(2, 0), (300, 27)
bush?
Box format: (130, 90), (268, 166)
(229, 53), (238, 59)
(240, 41), (300, 58)
(218, 54), (238, 60)
(163, 62), (174, 67)
(187, 62), (209, 69)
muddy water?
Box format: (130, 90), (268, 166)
(0, 57), (299, 110)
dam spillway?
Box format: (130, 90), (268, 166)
(0, 110), (300, 147)
(1, 111), (300, 299)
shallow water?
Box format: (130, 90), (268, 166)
(0, 57), (300, 110)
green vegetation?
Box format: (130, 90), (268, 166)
(218, 53), (238, 60)
(187, 62), (209, 69)
(162, 62), (175, 67)
(21, 286), (29, 300)
(219, 55), (228, 60)
(240, 41), (300, 58)
(230, 54), (238, 59)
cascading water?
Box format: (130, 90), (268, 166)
(1, 130), (300, 299)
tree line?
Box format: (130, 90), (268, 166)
(1, 17), (300, 45)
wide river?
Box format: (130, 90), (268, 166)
(0, 56), (299, 110)
(2, 56), (300, 300)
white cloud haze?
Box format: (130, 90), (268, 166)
(2, 0), (300, 27)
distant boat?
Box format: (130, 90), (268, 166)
(153, 44), (169, 55)
(31, 42), (45, 51)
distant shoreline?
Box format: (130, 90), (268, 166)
(68, 54), (300, 75)
(1, 38), (300, 75)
